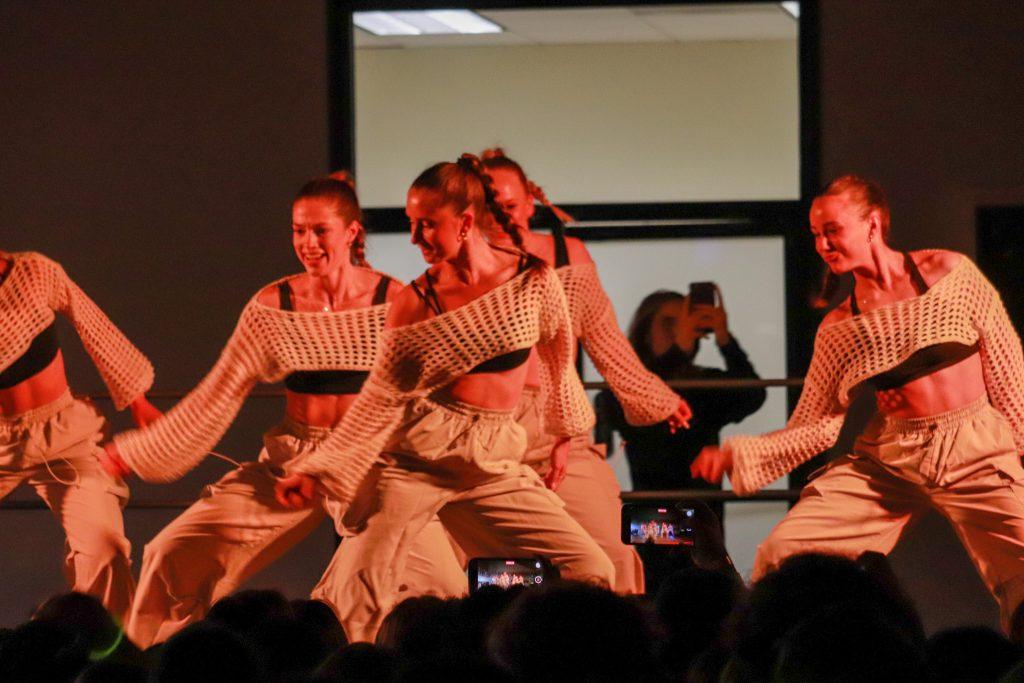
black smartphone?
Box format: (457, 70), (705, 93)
(688, 282), (719, 334)
(621, 503), (696, 546)
(689, 281), (718, 308)
(467, 558), (557, 592)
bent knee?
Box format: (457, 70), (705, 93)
(564, 549), (616, 589)
(67, 527), (132, 565)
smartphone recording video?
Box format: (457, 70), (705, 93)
(467, 558), (556, 593)
(621, 503), (695, 546)
(688, 281), (718, 308)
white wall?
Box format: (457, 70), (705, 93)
(355, 40), (799, 206)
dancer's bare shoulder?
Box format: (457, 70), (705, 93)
(386, 281), (433, 328)
(910, 249), (964, 286)
(821, 302), (853, 327)
(255, 281), (290, 309)
(564, 236), (594, 265)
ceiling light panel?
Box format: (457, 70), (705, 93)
(354, 10), (502, 37)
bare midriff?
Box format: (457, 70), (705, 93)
(0, 352), (70, 416)
(876, 352), (987, 418)
(285, 391), (360, 428)
(445, 363), (531, 411)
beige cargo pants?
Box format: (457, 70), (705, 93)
(754, 396), (1024, 631)
(127, 417), (467, 648)
(0, 391), (134, 623)
(516, 387), (645, 594)
(313, 395), (616, 642)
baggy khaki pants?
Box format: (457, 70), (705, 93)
(0, 391), (134, 622)
(127, 418), (467, 648)
(314, 396), (617, 642)
(518, 388), (645, 594)
(753, 396), (1024, 631)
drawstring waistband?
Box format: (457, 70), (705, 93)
(0, 389), (74, 431)
(884, 394), (990, 433)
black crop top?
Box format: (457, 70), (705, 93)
(410, 253), (532, 375)
(0, 322), (60, 389)
(850, 253), (979, 390)
(280, 275), (392, 395)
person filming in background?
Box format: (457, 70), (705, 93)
(596, 285), (766, 509)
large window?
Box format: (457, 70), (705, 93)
(353, 3), (801, 207)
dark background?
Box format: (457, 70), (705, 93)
(1, 0), (1023, 631)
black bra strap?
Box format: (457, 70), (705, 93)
(553, 228), (569, 268)
(904, 252), (929, 293)
(372, 275), (392, 305)
(411, 275), (443, 315)
(849, 253), (929, 317)
(278, 282), (294, 311)
(517, 252), (530, 273)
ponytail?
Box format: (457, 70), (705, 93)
(456, 153), (524, 251)
(811, 268), (842, 310)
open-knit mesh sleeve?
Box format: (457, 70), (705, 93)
(537, 266), (596, 437)
(32, 254), (153, 409)
(560, 263), (678, 425)
(290, 266), (582, 505)
(725, 325), (845, 495)
(113, 302), (271, 482)
(971, 263), (1024, 452)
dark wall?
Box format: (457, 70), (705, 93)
(0, 0), (335, 627)
(818, 0), (1024, 252)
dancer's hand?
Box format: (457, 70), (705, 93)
(544, 438), (570, 492)
(98, 442), (131, 479)
(275, 473), (317, 509)
(129, 396), (162, 428)
(691, 445), (732, 485)
(668, 398), (692, 432)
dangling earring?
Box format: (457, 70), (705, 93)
(458, 225), (469, 242)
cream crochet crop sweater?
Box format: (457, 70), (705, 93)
(290, 264), (595, 505)
(114, 274), (390, 482)
(557, 263), (679, 426)
(0, 251), (153, 409)
(727, 254), (1024, 495)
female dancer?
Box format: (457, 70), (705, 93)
(276, 155), (615, 641)
(478, 148), (692, 593)
(692, 175), (1024, 629)
(101, 177), (466, 647)
(0, 249), (157, 622)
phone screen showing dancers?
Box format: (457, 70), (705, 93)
(621, 504), (695, 546)
(467, 558), (552, 593)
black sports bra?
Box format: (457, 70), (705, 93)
(0, 322), (60, 389)
(279, 275), (392, 395)
(850, 253), (979, 390)
(410, 253), (532, 375)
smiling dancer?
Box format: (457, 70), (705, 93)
(101, 176), (466, 647)
(276, 154), (615, 641)
(0, 249), (157, 622)
(478, 148), (691, 593)
(693, 175), (1024, 630)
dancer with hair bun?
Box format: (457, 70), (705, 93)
(276, 154), (615, 641)
(693, 175), (1024, 630)
(0, 247), (157, 622)
(102, 176), (466, 647)
(479, 148), (692, 594)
